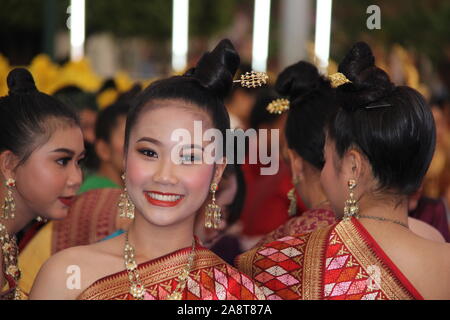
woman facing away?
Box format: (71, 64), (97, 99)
(257, 61), (446, 246)
(254, 61), (339, 246)
(0, 68), (85, 300)
(30, 39), (265, 300)
(236, 42), (450, 300)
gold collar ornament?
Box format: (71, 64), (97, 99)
(266, 98), (290, 114)
(234, 71), (269, 88)
(0, 222), (24, 300)
(328, 72), (351, 88)
(124, 231), (196, 300)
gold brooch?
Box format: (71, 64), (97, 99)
(266, 98), (290, 114)
(328, 72), (351, 88)
(234, 71), (269, 88)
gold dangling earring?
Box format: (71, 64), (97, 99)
(2, 178), (16, 220)
(205, 183), (221, 229)
(118, 174), (135, 219)
(287, 176), (299, 217)
(343, 179), (359, 220)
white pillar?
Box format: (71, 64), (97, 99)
(252, 0), (272, 72)
(69, 0), (85, 61)
(314, 0), (333, 72)
(279, 0), (312, 70)
(172, 0), (189, 72)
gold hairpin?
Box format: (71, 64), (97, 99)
(266, 98), (290, 114)
(329, 72), (351, 88)
(233, 71), (269, 88)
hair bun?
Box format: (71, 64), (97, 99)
(337, 42), (395, 111)
(275, 61), (329, 102)
(7, 68), (37, 96)
(190, 39), (240, 99)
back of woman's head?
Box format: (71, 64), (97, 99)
(0, 68), (80, 163)
(276, 61), (336, 170)
(328, 42), (436, 195)
(125, 39), (240, 152)
(249, 87), (283, 130)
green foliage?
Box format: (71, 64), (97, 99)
(0, 0), (67, 31)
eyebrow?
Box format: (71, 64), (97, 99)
(51, 148), (86, 158)
(51, 148), (75, 156)
(137, 137), (162, 146)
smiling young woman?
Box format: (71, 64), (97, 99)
(0, 68), (85, 300)
(29, 40), (265, 300)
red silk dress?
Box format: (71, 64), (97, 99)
(236, 218), (424, 300)
(255, 206), (337, 247)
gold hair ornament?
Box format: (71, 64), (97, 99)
(233, 71), (269, 88)
(329, 72), (351, 88)
(266, 98), (290, 114)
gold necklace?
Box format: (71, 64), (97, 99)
(124, 231), (196, 300)
(0, 222), (22, 299)
(358, 215), (409, 229)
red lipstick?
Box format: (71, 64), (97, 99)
(59, 196), (75, 207)
(144, 191), (184, 208)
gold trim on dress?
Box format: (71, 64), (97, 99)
(302, 225), (333, 300)
(335, 220), (416, 300)
(235, 246), (260, 278)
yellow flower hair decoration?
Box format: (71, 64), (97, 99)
(266, 98), (290, 114)
(328, 72), (351, 88)
(97, 88), (119, 110)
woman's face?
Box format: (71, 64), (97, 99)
(13, 125), (85, 220)
(320, 139), (346, 217)
(125, 101), (225, 228)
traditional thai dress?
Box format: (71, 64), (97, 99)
(19, 188), (122, 294)
(255, 206), (337, 247)
(77, 241), (266, 300)
(236, 217), (424, 300)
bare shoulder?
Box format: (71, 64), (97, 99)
(29, 234), (125, 300)
(408, 217), (445, 243)
(414, 237), (450, 299)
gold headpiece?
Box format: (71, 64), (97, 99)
(328, 72), (351, 88)
(266, 98), (290, 114)
(234, 71), (269, 88)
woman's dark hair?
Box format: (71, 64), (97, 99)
(95, 101), (131, 144)
(0, 68), (80, 164)
(276, 61), (336, 170)
(53, 85), (98, 112)
(327, 42), (436, 195)
(221, 163), (246, 227)
(125, 39), (240, 153)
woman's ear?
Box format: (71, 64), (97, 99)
(213, 158), (227, 185)
(95, 139), (112, 162)
(287, 149), (304, 182)
(341, 148), (364, 182)
(0, 150), (20, 181)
